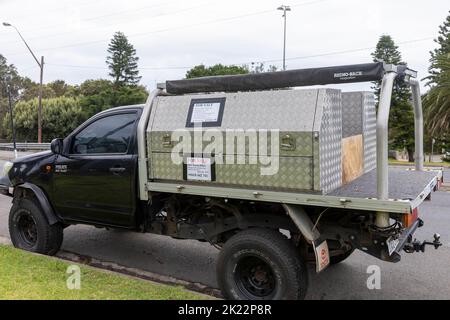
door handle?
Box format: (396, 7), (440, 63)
(109, 167), (126, 174)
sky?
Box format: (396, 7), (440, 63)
(0, 0), (448, 92)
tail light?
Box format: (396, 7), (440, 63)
(402, 208), (419, 228)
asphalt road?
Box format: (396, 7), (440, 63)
(1, 155), (449, 299)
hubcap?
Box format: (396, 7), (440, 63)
(17, 212), (38, 246)
(235, 255), (276, 299)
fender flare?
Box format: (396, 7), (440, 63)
(14, 183), (60, 225)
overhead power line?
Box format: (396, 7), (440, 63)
(45, 63), (191, 70)
(41, 36), (434, 73)
(3, 0), (189, 42)
(251, 36), (435, 65)
(3, 0), (330, 57)
(2, 0), (99, 22)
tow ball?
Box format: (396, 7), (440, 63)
(404, 233), (442, 253)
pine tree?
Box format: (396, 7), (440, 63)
(423, 11), (450, 135)
(427, 11), (450, 86)
(106, 32), (141, 86)
(371, 35), (416, 162)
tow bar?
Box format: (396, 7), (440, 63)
(403, 233), (442, 253)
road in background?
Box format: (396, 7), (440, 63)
(0, 155), (449, 299)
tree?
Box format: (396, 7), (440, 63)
(423, 11), (450, 136)
(427, 10), (450, 86)
(0, 55), (24, 98)
(186, 64), (249, 79)
(20, 78), (57, 101)
(106, 32), (141, 86)
(423, 54), (450, 135)
(79, 79), (113, 96)
(371, 35), (416, 162)
(0, 54), (26, 138)
(77, 79), (148, 118)
(248, 62), (279, 73)
(48, 80), (72, 97)
(2, 97), (86, 142)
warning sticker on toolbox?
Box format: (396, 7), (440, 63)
(191, 102), (221, 123)
(185, 157), (213, 181)
(186, 98), (226, 127)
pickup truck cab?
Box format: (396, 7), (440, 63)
(1, 105), (144, 229)
(0, 62), (444, 300)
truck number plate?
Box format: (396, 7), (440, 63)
(387, 236), (399, 256)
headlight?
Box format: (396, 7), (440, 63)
(2, 161), (13, 177)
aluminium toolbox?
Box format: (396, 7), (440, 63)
(147, 88), (345, 194)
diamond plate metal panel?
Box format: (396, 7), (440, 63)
(149, 131), (314, 157)
(149, 90), (319, 131)
(362, 92), (377, 173)
(150, 152), (314, 190)
(341, 91), (377, 174)
(342, 92), (363, 138)
(313, 137), (321, 191)
(317, 89), (342, 194)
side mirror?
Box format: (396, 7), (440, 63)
(50, 138), (64, 155)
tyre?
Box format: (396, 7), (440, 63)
(330, 248), (354, 265)
(9, 197), (63, 255)
(217, 228), (308, 300)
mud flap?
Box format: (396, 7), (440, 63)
(313, 239), (330, 273)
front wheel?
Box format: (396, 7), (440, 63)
(217, 228), (308, 300)
(9, 197), (63, 255)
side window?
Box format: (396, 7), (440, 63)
(72, 113), (137, 154)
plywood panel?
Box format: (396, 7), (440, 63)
(342, 134), (363, 184)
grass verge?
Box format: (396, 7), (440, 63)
(0, 245), (206, 300)
(388, 159), (448, 167)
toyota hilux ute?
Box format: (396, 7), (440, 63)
(0, 62), (443, 300)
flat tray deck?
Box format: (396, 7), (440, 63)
(330, 167), (440, 200)
(147, 167), (442, 213)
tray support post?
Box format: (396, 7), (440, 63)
(376, 70), (397, 227)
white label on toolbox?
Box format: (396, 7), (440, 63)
(186, 157), (212, 181)
(191, 102), (221, 123)
(387, 236), (399, 256)
(314, 240), (330, 273)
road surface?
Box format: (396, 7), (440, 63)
(0, 155), (449, 299)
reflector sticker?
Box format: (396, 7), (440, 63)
(313, 240), (330, 273)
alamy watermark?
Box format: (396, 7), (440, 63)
(66, 265), (81, 290)
(366, 265), (381, 290)
(170, 124), (281, 176)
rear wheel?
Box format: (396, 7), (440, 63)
(9, 197), (63, 255)
(217, 228), (308, 300)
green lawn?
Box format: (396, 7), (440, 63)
(388, 159), (449, 167)
(0, 245), (206, 300)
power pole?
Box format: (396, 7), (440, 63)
(38, 56), (44, 143)
(0, 75), (17, 158)
(277, 5), (291, 71)
(430, 138), (435, 163)
(4, 77), (18, 158)
(3, 22), (44, 143)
